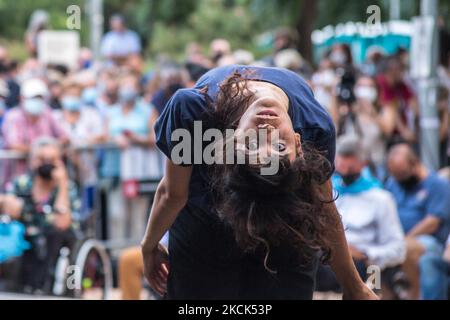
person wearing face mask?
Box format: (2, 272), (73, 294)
(329, 44), (354, 70)
(376, 56), (419, 147)
(103, 73), (160, 241)
(53, 81), (104, 219)
(54, 81), (103, 146)
(1, 78), (68, 184)
(312, 59), (337, 112)
(316, 136), (407, 298)
(6, 137), (79, 293)
(96, 71), (120, 117)
(1, 78), (67, 154)
(331, 75), (389, 171)
(385, 144), (450, 300)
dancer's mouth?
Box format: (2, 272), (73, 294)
(257, 110), (279, 118)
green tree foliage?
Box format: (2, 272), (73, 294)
(1, 0), (450, 61)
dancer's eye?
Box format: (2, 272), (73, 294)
(273, 142), (286, 152)
(246, 140), (258, 151)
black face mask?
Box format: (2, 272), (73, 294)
(36, 163), (55, 181)
(212, 52), (224, 64)
(340, 173), (361, 186)
(398, 175), (420, 190)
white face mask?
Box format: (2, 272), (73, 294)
(312, 69), (336, 87)
(355, 86), (377, 103)
(330, 51), (347, 66)
(23, 97), (46, 116)
(314, 86), (332, 110)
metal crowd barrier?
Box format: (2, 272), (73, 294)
(0, 143), (162, 245)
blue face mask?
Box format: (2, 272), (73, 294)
(0, 99), (6, 112)
(81, 88), (97, 106)
(62, 96), (82, 112)
(119, 87), (138, 103)
(23, 98), (45, 115)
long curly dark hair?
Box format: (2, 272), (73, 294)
(204, 71), (339, 272)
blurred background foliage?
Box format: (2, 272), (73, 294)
(0, 0), (449, 62)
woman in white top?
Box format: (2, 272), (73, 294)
(331, 75), (389, 169)
(53, 81), (104, 220)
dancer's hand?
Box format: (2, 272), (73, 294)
(142, 243), (169, 297)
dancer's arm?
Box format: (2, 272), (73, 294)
(320, 179), (379, 300)
(141, 160), (192, 251)
(141, 160), (192, 295)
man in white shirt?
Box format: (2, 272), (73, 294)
(316, 135), (407, 298)
(334, 136), (406, 270)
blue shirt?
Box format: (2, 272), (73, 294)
(385, 173), (450, 243)
(101, 102), (151, 178)
(100, 30), (141, 58)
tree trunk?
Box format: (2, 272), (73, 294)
(296, 0), (318, 63)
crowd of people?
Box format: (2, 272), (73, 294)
(0, 11), (450, 300)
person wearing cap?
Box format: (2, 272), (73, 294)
(100, 14), (142, 66)
(1, 78), (67, 153)
(316, 135), (406, 298)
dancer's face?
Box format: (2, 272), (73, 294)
(236, 81), (301, 163)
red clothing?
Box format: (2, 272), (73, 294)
(376, 74), (415, 127)
(2, 107), (67, 148)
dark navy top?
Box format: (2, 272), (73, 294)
(154, 65), (336, 299)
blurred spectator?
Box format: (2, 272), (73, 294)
(261, 27), (297, 67)
(118, 232), (168, 300)
(438, 50), (450, 92)
(118, 246), (144, 300)
(24, 10), (49, 58)
(232, 49), (254, 66)
(331, 75), (388, 169)
(150, 66), (186, 115)
(48, 80), (63, 110)
(96, 70), (120, 117)
(361, 46), (386, 77)
(55, 81), (103, 149)
(311, 57), (337, 112)
(438, 16), (450, 90)
(100, 14), (142, 66)
(210, 38), (233, 67)
(376, 56), (419, 146)
(7, 137), (79, 293)
(103, 73), (159, 240)
(75, 70), (98, 108)
(185, 42), (211, 68)
(2, 78), (67, 153)
(386, 144), (450, 299)
(329, 43), (354, 70)
(184, 62), (210, 88)
(317, 136), (406, 298)
(273, 48), (313, 79)
(437, 86), (449, 167)
(0, 47), (20, 109)
(78, 47), (93, 70)
(53, 81), (103, 216)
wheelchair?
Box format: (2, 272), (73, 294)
(0, 206), (113, 299)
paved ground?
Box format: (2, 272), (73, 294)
(0, 292), (72, 300)
(0, 290), (342, 300)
